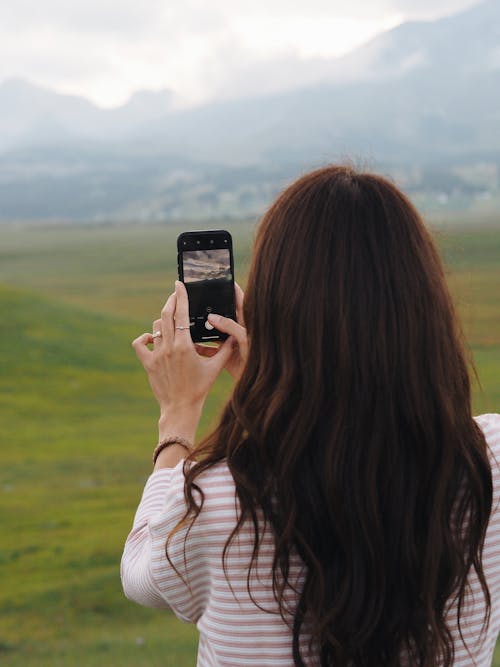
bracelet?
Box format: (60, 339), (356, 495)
(153, 435), (193, 465)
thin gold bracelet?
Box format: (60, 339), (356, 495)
(153, 436), (193, 465)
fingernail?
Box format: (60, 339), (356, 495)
(208, 313), (220, 324)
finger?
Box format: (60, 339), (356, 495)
(206, 335), (235, 373)
(132, 333), (154, 365)
(234, 282), (245, 325)
(173, 281), (193, 349)
(160, 292), (176, 344)
(207, 313), (246, 347)
(173, 280), (190, 328)
(152, 319), (162, 348)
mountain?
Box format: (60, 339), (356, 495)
(0, 78), (100, 150)
(133, 0), (499, 166)
(0, 78), (174, 151)
(326, 0), (500, 84)
(0, 0), (498, 221)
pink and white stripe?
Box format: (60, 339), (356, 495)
(121, 413), (500, 666)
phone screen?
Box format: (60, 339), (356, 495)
(178, 231), (235, 342)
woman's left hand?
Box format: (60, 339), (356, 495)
(132, 281), (235, 418)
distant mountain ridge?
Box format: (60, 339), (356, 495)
(0, 0), (499, 221)
(0, 78), (175, 151)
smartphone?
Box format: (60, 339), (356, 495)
(177, 230), (236, 343)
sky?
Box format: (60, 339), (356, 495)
(0, 0), (483, 109)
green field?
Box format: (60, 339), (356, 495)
(0, 219), (499, 666)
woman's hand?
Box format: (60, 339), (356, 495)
(132, 281), (236, 427)
(194, 282), (248, 381)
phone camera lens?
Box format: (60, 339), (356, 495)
(183, 241), (187, 246)
(224, 239), (228, 243)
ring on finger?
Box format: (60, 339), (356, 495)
(152, 331), (163, 338)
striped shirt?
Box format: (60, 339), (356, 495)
(121, 413), (500, 666)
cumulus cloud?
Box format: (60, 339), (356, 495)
(0, 0), (483, 107)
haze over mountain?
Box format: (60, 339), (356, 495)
(0, 79), (175, 151)
(0, 0), (498, 221)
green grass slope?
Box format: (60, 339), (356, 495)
(0, 284), (231, 666)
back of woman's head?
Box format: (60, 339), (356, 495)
(173, 165), (493, 667)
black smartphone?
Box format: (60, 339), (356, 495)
(177, 229), (236, 343)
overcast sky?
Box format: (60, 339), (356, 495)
(0, 0), (482, 109)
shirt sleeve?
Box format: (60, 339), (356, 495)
(475, 413), (500, 489)
(120, 458), (210, 623)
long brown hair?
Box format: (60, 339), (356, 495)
(167, 165), (493, 666)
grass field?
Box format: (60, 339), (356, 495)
(0, 219), (499, 666)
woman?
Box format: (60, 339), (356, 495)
(121, 166), (500, 667)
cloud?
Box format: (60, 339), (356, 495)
(158, 0), (480, 22)
(0, 0), (165, 34)
(0, 0), (484, 107)
(377, 0), (478, 17)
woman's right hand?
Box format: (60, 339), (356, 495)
(195, 282), (248, 380)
